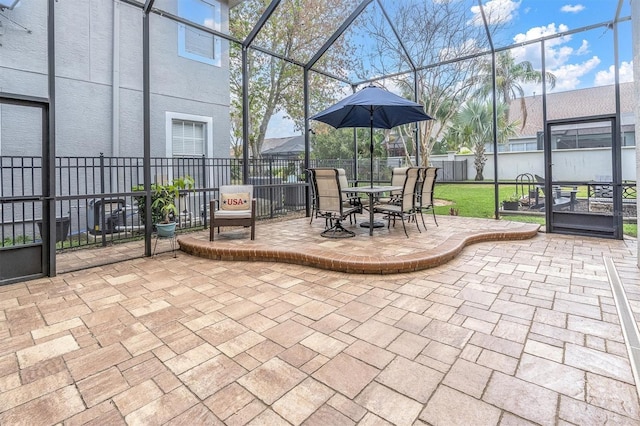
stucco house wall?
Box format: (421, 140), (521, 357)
(0, 0), (231, 159)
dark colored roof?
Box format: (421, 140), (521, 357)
(510, 82), (634, 137)
(261, 135), (305, 156)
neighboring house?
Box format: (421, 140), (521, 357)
(497, 82), (636, 152)
(0, 0), (237, 161)
(261, 135), (305, 159)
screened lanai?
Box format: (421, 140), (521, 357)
(0, 0), (637, 282)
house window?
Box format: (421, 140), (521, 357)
(166, 112), (213, 159)
(172, 120), (205, 157)
(178, 0), (221, 67)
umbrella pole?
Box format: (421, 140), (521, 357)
(370, 113), (374, 188)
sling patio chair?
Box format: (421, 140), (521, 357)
(313, 168), (360, 238)
(373, 166), (421, 238)
(375, 166), (409, 206)
(416, 166), (439, 229)
(209, 185), (256, 241)
(307, 168), (321, 225)
(337, 168), (363, 223)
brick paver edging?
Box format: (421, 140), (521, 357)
(177, 225), (540, 274)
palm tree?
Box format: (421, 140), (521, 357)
(445, 100), (518, 180)
(473, 51), (556, 128)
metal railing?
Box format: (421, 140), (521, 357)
(1, 155), (423, 251)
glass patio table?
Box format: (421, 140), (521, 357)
(342, 186), (402, 236)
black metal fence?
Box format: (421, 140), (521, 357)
(1, 155), (437, 251)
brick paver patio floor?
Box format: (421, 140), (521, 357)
(1, 216), (640, 425)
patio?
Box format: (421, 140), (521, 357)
(1, 215), (640, 424)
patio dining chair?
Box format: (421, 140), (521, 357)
(307, 168), (321, 225)
(373, 166), (421, 237)
(375, 166), (409, 206)
(337, 168), (363, 223)
(209, 185), (256, 240)
(313, 168), (360, 238)
(416, 166), (439, 229)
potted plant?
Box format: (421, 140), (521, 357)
(501, 193), (520, 211)
(133, 175), (194, 236)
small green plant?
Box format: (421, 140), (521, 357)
(133, 176), (195, 224)
(3, 235), (32, 247)
(502, 193), (520, 203)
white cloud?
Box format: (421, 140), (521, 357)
(560, 4), (585, 13)
(510, 23), (572, 67)
(470, 0), (521, 26)
(548, 56), (601, 91)
(594, 61), (635, 86)
(506, 22), (605, 93)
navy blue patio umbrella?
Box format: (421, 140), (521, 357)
(310, 85), (432, 188)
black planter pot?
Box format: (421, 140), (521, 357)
(502, 201), (520, 211)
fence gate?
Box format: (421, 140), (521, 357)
(0, 95), (52, 285)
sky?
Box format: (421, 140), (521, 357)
(475, 0), (633, 91)
(266, 0), (634, 138)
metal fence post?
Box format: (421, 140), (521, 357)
(202, 154), (207, 229)
(99, 153), (107, 247)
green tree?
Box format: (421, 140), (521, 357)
(472, 50), (556, 128)
(445, 101), (518, 180)
(311, 127), (386, 161)
(364, 0), (495, 167)
(229, 0), (356, 159)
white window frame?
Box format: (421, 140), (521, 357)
(165, 112), (213, 158)
(165, 112), (214, 189)
(177, 0), (222, 67)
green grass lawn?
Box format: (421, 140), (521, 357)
(434, 183), (637, 237)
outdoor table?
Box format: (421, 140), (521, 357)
(343, 186), (402, 236)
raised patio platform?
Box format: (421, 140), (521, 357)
(178, 215), (540, 274)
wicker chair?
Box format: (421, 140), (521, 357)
(210, 185), (256, 240)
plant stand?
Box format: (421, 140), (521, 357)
(153, 223), (177, 257)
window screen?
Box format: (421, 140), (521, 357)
(172, 120), (205, 157)
(178, 0), (221, 66)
